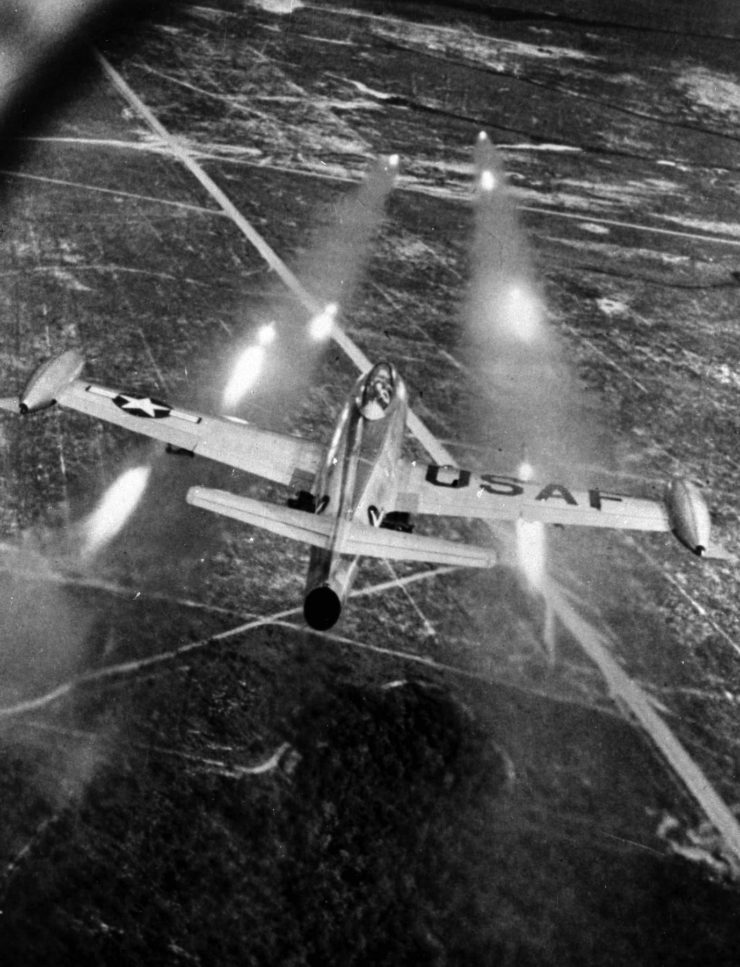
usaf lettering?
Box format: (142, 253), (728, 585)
(425, 466), (623, 511)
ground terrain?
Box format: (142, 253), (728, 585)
(1, 1), (740, 963)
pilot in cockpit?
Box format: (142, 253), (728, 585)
(359, 362), (394, 421)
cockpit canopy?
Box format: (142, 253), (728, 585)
(357, 362), (397, 421)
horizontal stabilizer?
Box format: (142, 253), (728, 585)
(188, 486), (335, 549)
(704, 543), (737, 563)
(187, 487), (498, 568)
(0, 397), (19, 413)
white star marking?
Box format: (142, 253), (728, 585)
(115, 394), (171, 418)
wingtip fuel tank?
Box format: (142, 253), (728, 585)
(19, 349), (84, 414)
(665, 477), (711, 556)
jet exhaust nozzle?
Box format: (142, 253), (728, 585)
(303, 584), (342, 631)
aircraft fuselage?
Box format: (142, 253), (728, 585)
(303, 362), (407, 630)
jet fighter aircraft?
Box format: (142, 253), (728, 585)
(0, 349), (722, 630)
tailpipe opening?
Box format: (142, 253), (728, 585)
(304, 585), (342, 631)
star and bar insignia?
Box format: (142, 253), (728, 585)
(112, 393), (172, 419)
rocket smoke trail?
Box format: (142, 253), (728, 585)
(302, 154), (399, 316)
(224, 155), (399, 414)
(464, 132), (602, 482)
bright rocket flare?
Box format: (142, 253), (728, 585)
(516, 519), (547, 591)
(479, 168), (497, 193)
(257, 322), (276, 346)
(223, 343), (266, 408)
(515, 459), (546, 590)
(518, 457), (534, 482)
(503, 282), (545, 344)
(81, 465), (151, 556)
(308, 302), (338, 342)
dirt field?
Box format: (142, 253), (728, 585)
(1, 1), (740, 963)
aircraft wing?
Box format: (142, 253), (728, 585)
(393, 460), (672, 533)
(187, 486), (498, 568)
(0, 376), (325, 490)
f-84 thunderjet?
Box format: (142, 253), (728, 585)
(0, 350), (722, 630)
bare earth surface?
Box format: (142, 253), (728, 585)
(1, 1), (740, 963)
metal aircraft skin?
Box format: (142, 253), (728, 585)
(0, 349), (721, 630)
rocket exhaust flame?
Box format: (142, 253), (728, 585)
(308, 302), (338, 342)
(515, 459), (547, 591)
(256, 322), (276, 347)
(223, 345), (266, 408)
(516, 519), (547, 591)
(478, 168), (497, 194)
(223, 323), (276, 409)
(503, 283), (545, 345)
(518, 457), (535, 482)
(80, 465), (151, 557)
